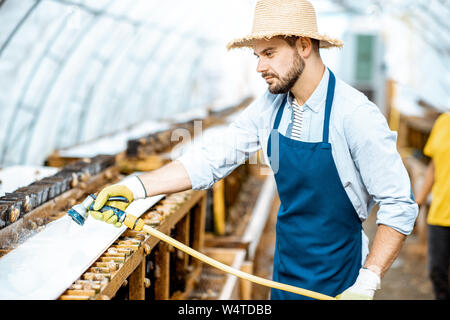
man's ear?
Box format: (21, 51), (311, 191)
(297, 37), (313, 58)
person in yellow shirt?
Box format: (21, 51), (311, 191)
(416, 112), (450, 300)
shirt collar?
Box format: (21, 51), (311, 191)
(287, 67), (329, 113)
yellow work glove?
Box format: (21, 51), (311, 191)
(336, 268), (381, 300)
(90, 176), (147, 227)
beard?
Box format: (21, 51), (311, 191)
(263, 51), (305, 94)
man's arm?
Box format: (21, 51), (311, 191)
(345, 102), (418, 236)
(363, 224), (406, 278)
(337, 224), (406, 300)
(92, 93), (267, 216)
(139, 160), (192, 196)
(337, 101), (419, 299)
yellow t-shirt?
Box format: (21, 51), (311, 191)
(423, 112), (450, 226)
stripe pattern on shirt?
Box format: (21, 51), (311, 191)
(290, 100), (304, 141)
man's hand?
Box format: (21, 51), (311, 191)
(90, 176), (147, 227)
(336, 268), (381, 300)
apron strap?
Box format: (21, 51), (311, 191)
(322, 69), (336, 144)
(273, 94), (288, 130)
(268, 95), (287, 158)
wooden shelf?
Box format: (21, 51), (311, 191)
(59, 189), (207, 300)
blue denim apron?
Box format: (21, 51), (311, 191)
(268, 70), (362, 300)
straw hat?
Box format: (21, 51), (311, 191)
(227, 0), (343, 50)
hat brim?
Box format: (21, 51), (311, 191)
(226, 32), (343, 50)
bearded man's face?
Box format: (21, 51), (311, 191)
(253, 37), (305, 94)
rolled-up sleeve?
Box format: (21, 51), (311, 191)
(177, 97), (263, 190)
(345, 102), (419, 235)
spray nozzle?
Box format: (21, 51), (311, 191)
(67, 194), (129, 226)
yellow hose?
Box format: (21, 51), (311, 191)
(124, 214), (336, 300)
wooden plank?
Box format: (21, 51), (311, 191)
(96, 248), (144, 298)
(204, 235), (250, 250)
(128, 258), (146, 300)
(0, 249), (12, 258)
(138, 191), (205, 252)
(385, 78), (395, 129)
(175, 213), (190, 280)
(154, 242), (170, 300)
(202, 247), (246, 300)
(59, 295), (91, 300)
(170, 212), (205, 300)
(170, 265), (202, 300)
(66, 289), (96, 296)
(204, 248), (242, 265)
(45, 153), (80, 167)
(118, 155), (169, 173)
(92, 190), (205, 299)
(219, 249), (246, 300)
(212, 180), (226, 235)
(240, 261), (253, 300)
(192, 194), (206, 255)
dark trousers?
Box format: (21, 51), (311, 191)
(427, 224), (450, 300)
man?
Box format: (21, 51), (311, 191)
(91, 0), (418, 300)
(416, 113), (450, 300)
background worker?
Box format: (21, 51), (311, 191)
(415, 112), (450, 300)
(90, 0), (418, 300)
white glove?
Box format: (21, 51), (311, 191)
(91, 175), (148, 227)
(336, 268), (381, 300)
(119, 175), (147, 200)
(93, 175), (147, 212)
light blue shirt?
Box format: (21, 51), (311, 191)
(178, 68), (418, 236)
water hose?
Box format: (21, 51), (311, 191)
(123, 214), (336, 300)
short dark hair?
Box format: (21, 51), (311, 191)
(281, 36), (320, 55)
